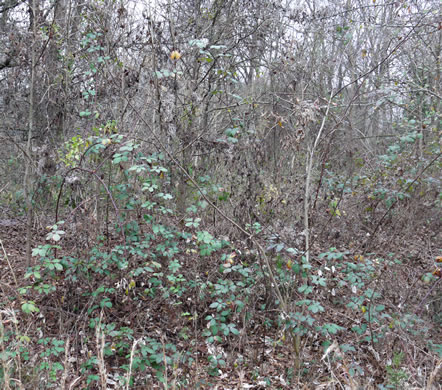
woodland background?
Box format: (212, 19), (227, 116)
(0, 0), (441, 388)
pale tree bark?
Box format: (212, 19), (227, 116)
(44, 0), (67, 141)
(24, 0), (38, 268)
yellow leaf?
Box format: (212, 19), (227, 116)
(170, 50), (181, 60)
(227, 252), (236, 264)
(354, 254), (364, 262)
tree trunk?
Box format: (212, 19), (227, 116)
(24, 0), (38, 268)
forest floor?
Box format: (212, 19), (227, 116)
(0, 207), (441, 389)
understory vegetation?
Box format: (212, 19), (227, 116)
(0, 0), (440, 389)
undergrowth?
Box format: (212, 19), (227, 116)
(0, 123), (440, 389)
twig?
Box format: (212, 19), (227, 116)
(95, 312), (107, 390)
(126, 338), (141, 390)
(426, 358), (441, 390)
(60, 337), (70, 390)
(0, 312), (12, 390)
(0, 239), (18, 287)
(0, 183), (9, 194)
(415, 277), (442, 315)
(68, 376), (81, 390)
(161, 336), (168, 390)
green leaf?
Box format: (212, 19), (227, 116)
(128, 164), (147, 173)
(87, 374), (99, 384)
(189, 39), (208, 48)
(210, 45), (226, 50)
(352, 324), (367, 335)
(308, 302), (324, 313)
(229, 324), (239, 335)
(197, 231), (214, 244)
(22, 301), (39, 314)
(156, 192), (173, 200)
(54, 262), (63, 271)
(298, 284), (313, 295)
(322, 323), (343, 334)
(375, 304), (385, 312)
(32, 246), (50, 257)
(341, 344), (356, 353)
(100, 298), (112, 309)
